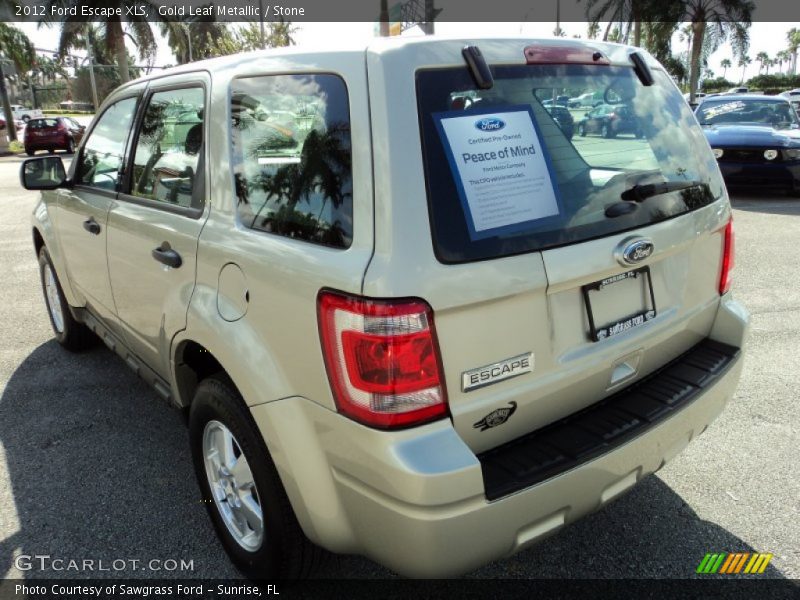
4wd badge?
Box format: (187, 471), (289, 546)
(473, 401), (518, 431)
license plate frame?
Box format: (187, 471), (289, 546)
(582, 266), (656, 342)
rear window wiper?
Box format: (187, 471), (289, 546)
(620, 180), (708, 202)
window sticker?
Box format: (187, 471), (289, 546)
(433, 105), (561, 240)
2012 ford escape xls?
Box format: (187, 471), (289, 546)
(21, 37), (748, 579)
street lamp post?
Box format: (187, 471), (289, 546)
(86, 45), (99, 110)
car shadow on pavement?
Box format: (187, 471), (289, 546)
(0, 341), (787, 580)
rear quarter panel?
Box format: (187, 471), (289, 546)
(175, 49), (375, 410)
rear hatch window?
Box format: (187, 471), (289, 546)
(416, 64), (725, 263)
(27, 119), (59, 129)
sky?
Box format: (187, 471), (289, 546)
(12, 20), (800, 83)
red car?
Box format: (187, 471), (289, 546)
(23, 117), (86, 156)
(0, 118), (25, 135)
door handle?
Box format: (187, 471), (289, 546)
(151, 243), (182, 269)
(82, 217), (101, 235)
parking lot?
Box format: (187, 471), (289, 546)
(0, 152), (797, 580)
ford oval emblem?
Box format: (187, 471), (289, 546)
(475, 117), (506, 132)
(617, 238), (654, 265)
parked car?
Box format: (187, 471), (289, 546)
(23, 117), (86, 155)
(21, 37), (746, 580)
(695, 94), (800, 195)
(573, 91), (604, 107)
(726, 87), (749, 94)
(541, 95), (570, 108)
(683, 92), (706, 104)
(10, 104), (43, 122)
(0, 117), (25, 135)
(577, 103), (641, 138)
(545, 105), (575, 139)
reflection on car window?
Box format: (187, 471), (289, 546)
(77, 97), (137, 191)
(130, 87), (205, 209)
(231, 74), (353, 249)
(696, 99), (800, 129)
(28, 119), (59, 129)
(418, 65), (724, 263)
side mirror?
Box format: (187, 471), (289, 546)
(20, 156), (68, 190)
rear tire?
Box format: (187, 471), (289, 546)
(66, 138), (75, 154)
(189, 375), (324, 580)
(602, 124), (613, 138)
(38, 246), (94, 352)
(578, 123), (586, 137)
(25, 149), (35, 156)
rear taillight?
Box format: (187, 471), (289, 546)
(317, 290), (448, 429)
(719, 218), (735, 295)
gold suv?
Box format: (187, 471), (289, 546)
(21, 37), (748, 578)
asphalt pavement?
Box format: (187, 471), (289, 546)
(0, 154), (797, 581)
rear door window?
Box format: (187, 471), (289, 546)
(28, 119), (59, 129)
(417, 64), (724, 263)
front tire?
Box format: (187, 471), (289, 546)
(66, 138), (75, 153)
(38, 246), (94, 351)
(189, 375), (324, 580)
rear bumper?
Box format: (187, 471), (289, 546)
(250, 297), (748, 578)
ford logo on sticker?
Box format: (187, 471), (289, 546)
(619, 238), (654, 265)
(475, 117), (506, 132)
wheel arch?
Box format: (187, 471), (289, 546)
(172, 338), (227, 409)
(171, 335), (355, 553)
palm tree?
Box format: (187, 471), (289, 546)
(682, 0), (753, 103)
(720, 58), (731, 78)
(0, 23), (35, 141)
(738, 54), (751, 84)
(160, 20), (229, 64)
(787, 27), (800, 75)
(0, 23), (35, 75)
(586, 21), (600, 39)
(755, 51), (769, 74)
(775, 50), (789, 74)
(43, 1), (170, 84)
(642, 21), (678, 64)
(584, 0), (646, 46)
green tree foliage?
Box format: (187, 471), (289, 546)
(198, 21), (297, 59)
(43, 1), (170, 84)
(160, 20), (229, 64)
(0, 23), (35, 74)
(720, 58), (731, 78)
(787, 28), (800, 74)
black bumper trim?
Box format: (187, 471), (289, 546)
(478, 340), (740, 501)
